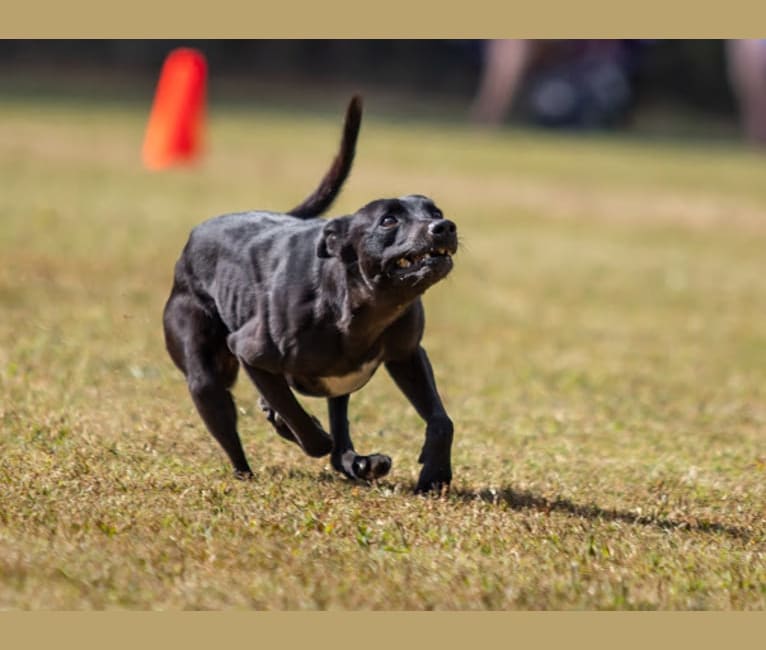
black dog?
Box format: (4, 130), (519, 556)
(163, 96), (458, 493)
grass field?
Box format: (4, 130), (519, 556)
(0, 92), (764, 609)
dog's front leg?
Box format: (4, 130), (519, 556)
(328, 394), (392, 481)
(240, 362), (333, 458)
(385, 346), (453, 494)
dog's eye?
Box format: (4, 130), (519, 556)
(431, 210), (443, 220)
(380, 215), (399, 227)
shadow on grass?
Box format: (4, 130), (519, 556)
(453, 486), (754, 542)
(261, 466), (754, 542)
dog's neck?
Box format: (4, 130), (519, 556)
(319, 257), (417, 344)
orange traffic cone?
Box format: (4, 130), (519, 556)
(142, 48), (207, 170)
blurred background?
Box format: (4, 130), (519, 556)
(0, 39), (764, 144)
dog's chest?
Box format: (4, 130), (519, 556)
(316, 357), (382, 397)
(291, 357), (382, 398)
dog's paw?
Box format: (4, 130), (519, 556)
(354, 453), (392, 480)
(415, 463), (451, 495)
(233, 468), (255, 481)
(333, 451), (392, 481)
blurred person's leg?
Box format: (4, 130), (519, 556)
(726, 39), (766, 146)
(470, 39), (533, 125)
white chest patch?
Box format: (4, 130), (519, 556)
(317, 358), (382, 397)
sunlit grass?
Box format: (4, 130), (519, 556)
(0, 97), (764, 609)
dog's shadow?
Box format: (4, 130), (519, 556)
(274, 468), (752, 542)
(450, 485), (753, 542)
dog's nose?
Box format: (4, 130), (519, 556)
(428, 219), (457, 236)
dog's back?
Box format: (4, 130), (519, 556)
(167, 95), (363, 329)
(175, 212), (322, 327)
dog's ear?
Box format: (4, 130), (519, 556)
(317, 216), (352, 259)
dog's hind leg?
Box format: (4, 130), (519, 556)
(163, 294), (253, 479)
(328, 394), (392, 482)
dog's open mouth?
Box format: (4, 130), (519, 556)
(391, 247), (453, 272)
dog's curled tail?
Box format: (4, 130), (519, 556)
(287, 95), (362, 219)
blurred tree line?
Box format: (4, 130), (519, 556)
(0, 39), (737, 114)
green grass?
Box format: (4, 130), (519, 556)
(0, 95), (765, 609)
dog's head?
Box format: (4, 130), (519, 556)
(317, 194), (457, 296)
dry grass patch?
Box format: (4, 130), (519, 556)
(0, 98), (764, 609)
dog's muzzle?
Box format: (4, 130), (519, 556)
(389, 219), (458, 277)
